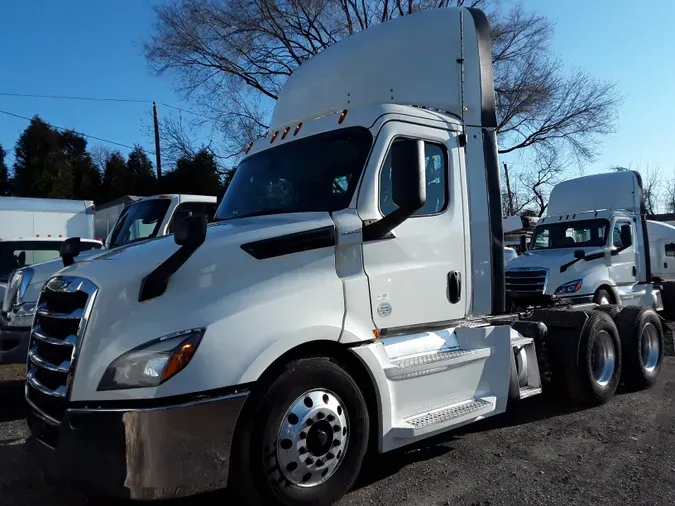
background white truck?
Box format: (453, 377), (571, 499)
(506, 171), (675, 311)
(0, 196), (98, 299)
(0, 194), (217, 364)
(23, 8), (665, 506)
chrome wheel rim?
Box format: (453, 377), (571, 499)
(276, 389), (349, 487)
(641, 323), (661, 372)
(591, 330), (616, 387)
(599, 295), (610, 305)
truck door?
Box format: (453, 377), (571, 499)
(361, 124), (467, 330)
(609, 217), (636, 286)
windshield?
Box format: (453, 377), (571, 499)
(109, 199), (172, 247)
(0, 240), (102, 281)
(530, 219), (609, 250)
(215, 127), (373, 221)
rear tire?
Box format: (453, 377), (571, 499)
(592, 304), (622, 320)
(231, 357), (369, 506)
(565, 311), (622, 406)
(593, 288), (613, 305)
(615, 306), (663, 389)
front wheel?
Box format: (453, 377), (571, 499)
(231, 358), (369, 506)
(594, 288), (613, 305)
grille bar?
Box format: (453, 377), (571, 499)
(505, 269), (548, 296)
(25, 276), (98, 423)
(28, 348), (71, 373)
(26, 369), (67, 398)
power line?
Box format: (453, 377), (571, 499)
(0, 91), (151, 104)
(0, 91), (220, 123)
(0, 109), (155, 154)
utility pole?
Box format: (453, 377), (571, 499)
(152, 101), (162, 181)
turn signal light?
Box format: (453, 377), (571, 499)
(161, 342), (198, 382)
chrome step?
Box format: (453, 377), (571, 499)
(385, 347), (492, 380)
(392, 397), (496, 438)
(518, 385), (542, 400)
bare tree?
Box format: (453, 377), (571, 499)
(611, 163), (664, 214)
(145, 0), (620, 167)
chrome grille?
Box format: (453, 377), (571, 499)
(505, 268), (549, 295)
(25, 276), (97, 423)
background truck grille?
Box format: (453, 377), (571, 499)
(505, 269), (548, 295)
(25, 276), (97, 423)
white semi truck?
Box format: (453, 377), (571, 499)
(0, 194), (217, 364)
(24, 8), (665, 506)
(506, 171), (675, 311)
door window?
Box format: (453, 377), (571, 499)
(380, 141), (448, 216)
(613, 220), (631, 249)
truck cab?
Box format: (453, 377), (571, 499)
(506, 171), (666, 310)
(22, 8), (664, 506)
(0, 194), (217, 364)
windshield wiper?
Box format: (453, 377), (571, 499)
(218, 208), (297, 221)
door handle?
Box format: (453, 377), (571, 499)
(448, 271), (461, 304)
(632, 265), (637, 277)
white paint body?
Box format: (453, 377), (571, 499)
(506, 171), (669, 309)
(28, 8), (543, 462)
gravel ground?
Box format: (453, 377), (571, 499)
(2, 342), (675, 505)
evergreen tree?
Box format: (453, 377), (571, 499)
(0, 144), (10, 196)
(12, 116), (70, 198)
(127, 146), (157, 196)
(162, 148), (222, 195)
(101, 151), (131, 201)
(59, 130), (102, 201)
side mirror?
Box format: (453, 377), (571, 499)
(391, 139), (427, 212)
(574, 249), (586, 260)
(60, 237), (81, 267)
(174, 215), (207, 248)
(363, 139), (426, 242)
(620, 224), (632, 248)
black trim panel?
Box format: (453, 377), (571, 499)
(482, 128), (506, 314)
(68, 382), (254, 412)
(241, 225), (336, 260)
(633, 170), (652, 281)
(467, 8), (498, 128)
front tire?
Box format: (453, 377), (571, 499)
(594, 288), (613, 305)
(232, 357), (369, 506)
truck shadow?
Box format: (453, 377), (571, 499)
(0, 379), (27, 422)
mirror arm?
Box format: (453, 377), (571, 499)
(362, 208), (415, 242)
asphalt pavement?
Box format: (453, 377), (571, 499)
(2, 350), (675, 505)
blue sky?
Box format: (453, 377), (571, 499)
(1, 0), (674, 179)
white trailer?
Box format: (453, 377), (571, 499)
(0, 196), (94, 240)
(93, 195), (139, 240)
(23, 8), (665, 506)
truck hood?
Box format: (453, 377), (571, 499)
(506, 248), (601, 273)
(59, 212), (334, 291)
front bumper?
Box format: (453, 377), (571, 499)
(0, 313), (30, 364)
(27, 390), (248, 500)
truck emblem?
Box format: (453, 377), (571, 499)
(377, 302), (392, 318)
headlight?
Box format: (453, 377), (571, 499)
(98, 328), (205, 391)
(3, 268), (34, 313)
(555, 279), (583, 295)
